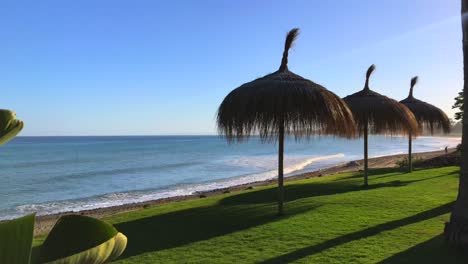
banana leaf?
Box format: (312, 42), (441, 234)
(40, 215), (127, 264)
(107, 232), (127, 261)
(43, 232), (127, 264)
(0, 213), (35, 264)
(0, 109), (24, 145)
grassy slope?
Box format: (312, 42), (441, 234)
(34, 166), (468, 263)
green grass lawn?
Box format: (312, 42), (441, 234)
(34, 166), (468, 263)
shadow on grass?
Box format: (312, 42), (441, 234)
(332, 167), (408, 181)
(334, 167), (459, 182)
(114, 169), (451, 260)
(378, 234), (468, 264)
(258, 202), (454, 264)
(220, 172), (448, 206)
(114, 200), (320, 259)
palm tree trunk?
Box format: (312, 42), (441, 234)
(408, 132), (412, 173)
(364, 122), (369, 186)
(277, 122), (285, 216)
(444, 0), (468, 249)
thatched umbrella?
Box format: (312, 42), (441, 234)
(400, 77), (450, 172)
(0, 109), (23, 145)
(343, 65), (419, 186)
(217, 28), (357, 215)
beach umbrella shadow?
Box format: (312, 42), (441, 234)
(114, 199), (320, 259)
(219, 168), (444, 206)
(378, 234), (468, 264)
(257, 202), (455, 264)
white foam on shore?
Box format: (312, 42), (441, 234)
(5, 153), (345, 220)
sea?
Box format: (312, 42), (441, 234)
(0, 135), (460, 220)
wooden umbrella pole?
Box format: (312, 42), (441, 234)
(408, 132), (412, 173)
(364, 122), (369, 186)
(277, 121), (285, 216)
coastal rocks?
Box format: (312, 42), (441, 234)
(417, 152), (460, 168)
(346, 161), (360, 167)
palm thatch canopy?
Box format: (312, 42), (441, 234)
(343, 65), (419, 136)
(0, 109), (23, 145)
(400, 77), (451, 134)
(217, 29), (357, 142)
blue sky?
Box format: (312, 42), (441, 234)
(0, 0), (461, 136)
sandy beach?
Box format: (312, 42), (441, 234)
(27, 148), (457, 236)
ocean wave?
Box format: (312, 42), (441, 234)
(225, 153), (345, 170)
(39, 161), (202, 184)
(1, 157), (106, 169)
(2, 153), (345, 220)
(284, 154), (345, 174)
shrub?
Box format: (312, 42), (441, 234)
(397, 156), (423, 168)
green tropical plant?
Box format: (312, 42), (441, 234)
(0, 213), (35, 264)
(0, 109), (24, 145)
(0, 109), (28, 263)
(452, 90), (463, 121)
(39, 215), (127, 264)
(0, 110), (128, 263)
